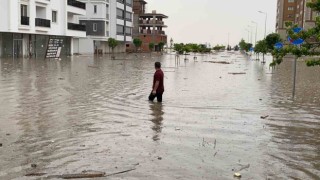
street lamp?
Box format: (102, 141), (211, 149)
(251, 21), (258, 46)
(245, 29), (250, 42)
(258, 11), (267, 38)
(247, 25), (253, 44)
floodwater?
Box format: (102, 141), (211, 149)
(0, 52), (319, 180)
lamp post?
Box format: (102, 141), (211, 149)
(258, 11), (267, 38)
(251, 21), (258, 46)
(247, 25), (253, 45)
(245, 29), (250, 43)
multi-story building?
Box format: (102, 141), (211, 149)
(0, 0), (86, 58)
(78, 0), (133, 54)
(276, 0), (317, 39)
(131, 0), (168, 52)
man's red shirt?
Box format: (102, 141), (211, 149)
(153, 69), (164, 93)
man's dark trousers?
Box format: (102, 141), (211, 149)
(149, 92), (163, 102)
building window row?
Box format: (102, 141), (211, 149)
(116, 8), (132, 21)
(117, 0), (132, 7)
(116, 25), (132, 35)
(20, 4), (59, 25)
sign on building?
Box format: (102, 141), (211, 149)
(45, 38), (63, 59)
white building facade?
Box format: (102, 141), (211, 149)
(78, 0), (133, 54)
(0, 0), (86, 58)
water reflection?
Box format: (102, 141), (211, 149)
(149, 103), (164, 141)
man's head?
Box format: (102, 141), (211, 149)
(155, 62), (161, 69)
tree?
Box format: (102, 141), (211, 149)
(183, 44), (192, 60)
(189, 44), (199, 58)
(108, 38), (118, 59)
(149, 42), (155, 54)
(158, 42), (165, 52)
(254, 40), (268, 62)
(133, 38), (142, 52)
(265, 33), (281, 52)
(234, 45), (240, 51)
(272, 1), (320, 67)
(213, 45), (225, 51)
(239, 39), (247, 51)
(239, 39), (252, 52)
(174, 43), (184, 54)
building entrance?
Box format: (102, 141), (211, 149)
(13, 39), (23, 58)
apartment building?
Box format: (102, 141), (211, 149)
(78, 0), (133, 54)
(0, 0), (86, 58)
(131, 0), (168, 52)
(276, 0), (317, 39)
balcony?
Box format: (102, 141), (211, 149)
(21, 16), (29, 26)
(140, 30), (166, 35)
(67, 0), (86, 10)
(68, 23), (86, 31)
(139, 20), (166, 26)
(35, 18), (51, 28)
(117, 0), (124, 4)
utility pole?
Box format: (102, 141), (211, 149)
(258, 11), (268, 38)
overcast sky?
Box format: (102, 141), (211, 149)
(146, 0), (277, 46)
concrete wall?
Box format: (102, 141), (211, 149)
(0, 0), (9, 32)
(79, 38), (94, 54)
(0, 35), (2, 57)
(80, 20), (105, 36)
(0, 0), (85, 37)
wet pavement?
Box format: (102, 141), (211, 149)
(0, 52), (319, 179)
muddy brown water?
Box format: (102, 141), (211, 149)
(0, 52), (319, 180)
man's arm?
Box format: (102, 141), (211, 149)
(152, 81), (159, 94)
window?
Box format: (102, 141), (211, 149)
(126, 0), (132, 6)
(288, 0), (294, 2)
(125, 11), (132, 21)
(125, 26), (132, 35)
(117, 8), (124, 19)
(21, 4), (28, 17)
(93, 23), (97, 32)
(288, 7), (294, 11)
(117, 24), (124, 35)
(94, 5), (97, 14)
(52, 11), (57, 23)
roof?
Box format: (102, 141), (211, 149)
(134, 0), (147, 4)
(140, 13), (168, 18)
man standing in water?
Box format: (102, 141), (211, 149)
(149, 62), (164, 102)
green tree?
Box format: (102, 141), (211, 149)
(234, 45), (240, 51)
(239, 39), (247, 51)
(213, 45), (226, 51)
(174, 43), (184, 54)
(189, 44), (199, 58)
(149, 43), (155, 55)
(272, 0), (320, 67)
(133, 38), (142, 52)
(108, 38), (119, 59)
(265, 33), (282, 52)
(158, 42), (165, 52)
(254, 40), (268, 62)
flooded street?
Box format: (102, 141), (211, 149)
(0, 52), (319, 179)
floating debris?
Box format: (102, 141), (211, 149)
(88, 66), (99, 68)
(25, 173), (47, 177)
(228, 72), (246, 75)
(203, 61), (232, 64)
(260, 115), (269, 119)
(234, 172), (242, 178)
